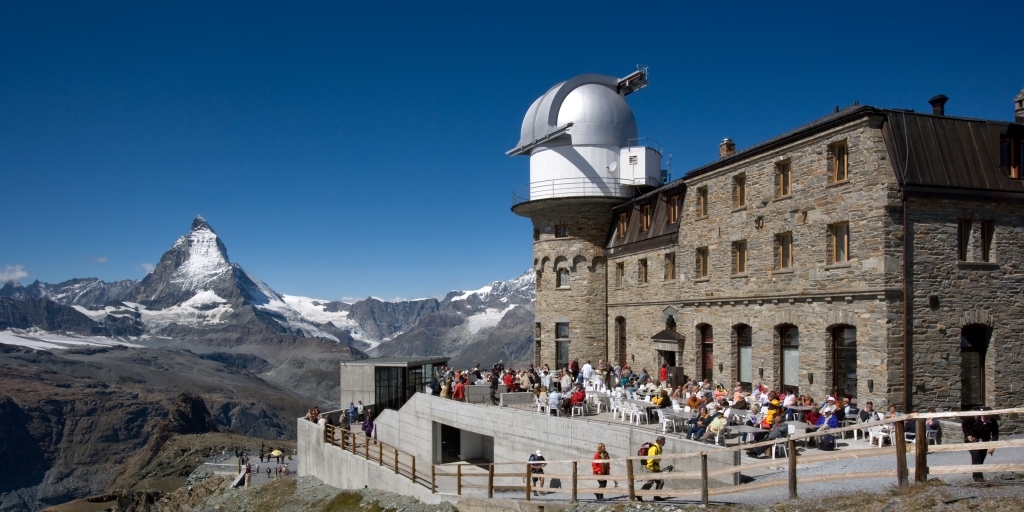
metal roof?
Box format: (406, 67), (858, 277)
(340, 356), (449, 367)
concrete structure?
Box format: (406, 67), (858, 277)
(510, 75), (1024, 431)
(340, 356), (448, 413)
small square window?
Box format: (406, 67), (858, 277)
(555, 225), (569, 238)
(695, 247), (709, 278)
(696, 187), (708, 217)
(733, 174), (746, 208)
(732, 240), (747, 274)
(775, 232), (793, 270)
(556, 322), (569, 339)
(664, 252), (676, 280)
(617, 212), (628, 238)
(829, 223), (850, 263)
(775, 161), (791, 197)
(638, 258), (648, 283)
(640, 204), (652, 232)
(666, 194), (680, 224)
(830, 141), (849, 182)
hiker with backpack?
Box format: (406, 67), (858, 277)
(638, 436), (670, 501)
(528, 449), (546, 495)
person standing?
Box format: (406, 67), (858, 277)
(489, 371), (500, 405)
(452, 377), (466, 402)
(528, 449), (546, 495)
(347, 402), (357, 425)
(962, 407), (999, 482)
(362, 411), (375, 443)
(356, 401), (365, 421)
(592, 443), (610, 501)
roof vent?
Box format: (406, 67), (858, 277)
(719, 138), (736, 158)
(929, 94), (949, 116)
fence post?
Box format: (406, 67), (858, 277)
(411, 456), (416, 484)
(787, 439), (798, 500)
(626, 458), (635, 501)
(572, 460), (578, 502)
(488, 464), (494, 499)
(394, 449), (399, 474)
(364, 437), (370, 460)
(378, 443), (383, 466)
(457, 464), (463, 496)
(323, 424), (330, 444)
(700, 452), (709, 505)
(431, 465), (436, 494)
(895, 421), (908, 488)
(525, 463), (531, 501)
(915, 418), (928, 483)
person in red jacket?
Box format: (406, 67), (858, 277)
(503, 372), (515, 393)
(452, 377), (466, 402)
(592, 442), (610, 501)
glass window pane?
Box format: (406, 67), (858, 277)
(783, 348), (800, 387)
(739, 345), (752, 383)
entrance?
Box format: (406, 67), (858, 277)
(440, 424), (460, 463)
(659, 350), (676, 367)
(698, 324), (713, 382)
(960, 324), (990, 410)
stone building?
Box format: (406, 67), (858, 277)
(510, 72), (1024, 430)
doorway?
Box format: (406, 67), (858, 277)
(698, 324), (713, 382)
(960, 324), (990, 410)
(440, 424), (461, 463)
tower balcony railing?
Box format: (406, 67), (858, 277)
(512, 176), (662, 206)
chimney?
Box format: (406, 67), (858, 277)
(719, 138), (736, 158)
(929, 94), (949, 116)
(1015, 88), (1024, 124)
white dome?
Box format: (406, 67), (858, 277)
(516, 74), (638, 152)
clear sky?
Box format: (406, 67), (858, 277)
(2, 1), (1021, 301)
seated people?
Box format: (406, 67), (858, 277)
(686, 392), (703, 411)
(547, 386), (562, 415)
(686, 405), (718, 440)
(747, 415), (787, 458)
(700, 406), (729, 445)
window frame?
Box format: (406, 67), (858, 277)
(617, 212), (628, 238)
(554, 225), (569, 238)
(775, 160), (792, 197)
(775, 232), (793, 270)
(830, 141), (849, 182)
(732, 240), (747, 274)
(555, 322), (569, 340)
(664, 252), (676, 281)
(615, 262), (624, 287)
(957, 219), (971, 261)
(666, 194), (680, 224)
(638, 258), (648, 284)
(1002, 136), (1022, 179)
(829, 222), (850, 264)
(980, 220), (994, 262)
(696, 187), (708, 217)
(733, 174), (747, 208)
(556, 268), (570, 288)
(696, 247), (709, 278)
(640, 204), (652, 232)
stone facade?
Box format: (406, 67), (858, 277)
(517, 103), (1024, 432)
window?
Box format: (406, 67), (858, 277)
(775, 160), (791, 197)
(733, 174), (746, 208)
(555, 225), (569, 238)
(535, 322), (541, 339)
(735, 324), (752, 391)
(829, 222), (850, 264)
(615, 262), (624, 286)
(617, 212), (628, 238)
(775, 232), (793, 270)
(638, 258), (648, 284)
(695, 247), (709, 278)
(1002, 136), (1022, 179)
(779, 325), (799, 393)
(831, 326), (857, 398)
(698, 324), (713, 381)
(957, 220), (971, 261)
(732, 240), (747, 274)
(696, 187), (708, 217)
(556, 268), (570, 288)
(535, 270), (542, 291)
(664, 252), (676, 280)
(829, 141), (849, 182)
(666, 194), (680, 224)
(556, 322), (569, 339)
(640, 204), (652, 231)
(960, 324), (990, 410)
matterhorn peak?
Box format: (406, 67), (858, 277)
(191, 215), (214, 233)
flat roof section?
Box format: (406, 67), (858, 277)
(341, 356), (450, 368)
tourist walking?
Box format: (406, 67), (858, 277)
(362, 410), (376, 442)
(639, 436), (668, 501)
(528, 449), (546, 495)
(962, 407), (999, 482)
(592, 443), (610, 501)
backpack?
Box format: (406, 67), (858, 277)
(638, 442), (652, 457)
(819, 433), (836, 451)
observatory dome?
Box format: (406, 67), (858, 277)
(516, 74), (638, 151)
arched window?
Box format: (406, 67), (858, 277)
(778, 324), (799, 393)
(960, 324), (990, 410)
(556, 269), (570, 288)
(698, 324), (713, 382)
(734, 324), (752, 391)
(830, 325), (857, 398)
(615, 317), (627, 367)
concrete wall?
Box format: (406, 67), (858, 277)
(339, 363), (374, 410)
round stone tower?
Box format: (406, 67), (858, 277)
(508, 70), (661, 371)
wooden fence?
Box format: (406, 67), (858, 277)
(322, 407), (1024, 503)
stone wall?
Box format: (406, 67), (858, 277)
(905, 195), (1024, 431)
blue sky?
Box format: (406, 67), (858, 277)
(2, 1), (1021, 301)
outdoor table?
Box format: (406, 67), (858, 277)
(784, 421), (816, 446)
(787, 405), (815, 421)
(726, 424), (768, 445)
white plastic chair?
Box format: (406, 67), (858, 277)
(868, 426), (891, 447)
(631, 404), (649, 425)
(534, 398), (547, 414)
(571, 401), (586, 417)
(657, 410), (675, 433)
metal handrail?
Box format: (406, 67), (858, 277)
(512, 177), (661, 206)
